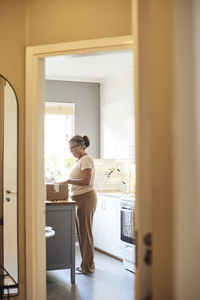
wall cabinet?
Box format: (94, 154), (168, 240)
(101, 98), (135, 159)
(93, 195), (122, 258)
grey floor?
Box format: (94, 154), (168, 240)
(47, 244), (135, 300)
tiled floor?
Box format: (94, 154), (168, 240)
(47, 245), (135, 300)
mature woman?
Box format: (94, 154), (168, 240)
(65, 135), (97, 274)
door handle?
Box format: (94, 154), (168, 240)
(0, 216), (3, 226)
(144, 232), (152, 246)
(143, 232), (152, 266)
(6, 190), (17, 194)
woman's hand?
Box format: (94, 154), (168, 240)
(56, 169), (92, 186)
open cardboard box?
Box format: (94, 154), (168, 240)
(46, 182), (68, 201)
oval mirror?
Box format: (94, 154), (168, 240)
(0, 75), (18, 295)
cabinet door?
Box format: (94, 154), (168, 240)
(46, 204), (75, 271)
(104, 197), (118, 255)
(116, 98), (135, 158)
(93, 196), (106, 249)
(101, 98), (135, 159)
(93, 196), (122, 258)
(101, 103), (118, 158)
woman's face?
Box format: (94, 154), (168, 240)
(69, 142), (85, 158)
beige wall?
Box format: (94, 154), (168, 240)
(0, 1), (132, 298)
(0, 1), (27, 299)
(27, 0), (132, 46)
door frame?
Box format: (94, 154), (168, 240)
(25, 35), (134, 300)
(0, 77), (5, 268)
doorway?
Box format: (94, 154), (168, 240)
(25, 36), (136, 300)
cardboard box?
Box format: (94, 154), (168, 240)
(46, 182), (68, 201)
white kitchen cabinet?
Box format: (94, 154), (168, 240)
(101, 98), (135, 159)
(93, 195), (122, 258)
(93, 195), (106, 249)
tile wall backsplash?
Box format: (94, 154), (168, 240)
(94, 159), (136, 194)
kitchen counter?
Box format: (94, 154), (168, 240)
(97, 191), (122, 198)
(97, 191), (136, 201)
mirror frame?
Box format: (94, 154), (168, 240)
(0, 74), (19, 296)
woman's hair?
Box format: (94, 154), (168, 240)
(69, 135), (90, 148)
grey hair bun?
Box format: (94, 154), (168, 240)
(82, 135), (90, 148)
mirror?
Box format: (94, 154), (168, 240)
(0, 75), (18, 295)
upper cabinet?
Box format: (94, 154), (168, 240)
(100, 68), (135, 159)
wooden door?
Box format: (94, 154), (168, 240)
(133, 1), (175, 299)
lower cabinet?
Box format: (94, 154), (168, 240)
(46, 203), (76, 283)
(93, 195), (122, 258)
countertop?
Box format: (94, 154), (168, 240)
(97, 191), (136, 200)
(45, 199), (76, 205)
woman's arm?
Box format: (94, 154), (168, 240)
(65, 168), (92, 186)
(67, 168), (92, 186)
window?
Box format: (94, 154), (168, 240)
(44, 102), (75, 182)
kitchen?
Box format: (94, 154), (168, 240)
(44, 49), (135, 299)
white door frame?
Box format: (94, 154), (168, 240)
(25, 35), (134, 300)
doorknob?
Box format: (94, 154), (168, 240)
(0, 216), (3, 225)
(6, 196), (11, 202)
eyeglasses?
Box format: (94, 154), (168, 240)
(69, 145), (80, 152)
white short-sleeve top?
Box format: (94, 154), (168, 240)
(69, 154), (95, 196)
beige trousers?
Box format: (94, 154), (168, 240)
(72, 190), (97, 273)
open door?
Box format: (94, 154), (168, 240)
(133, 1), (175, 299)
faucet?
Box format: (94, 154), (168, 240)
(104, 168), (120, 179)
